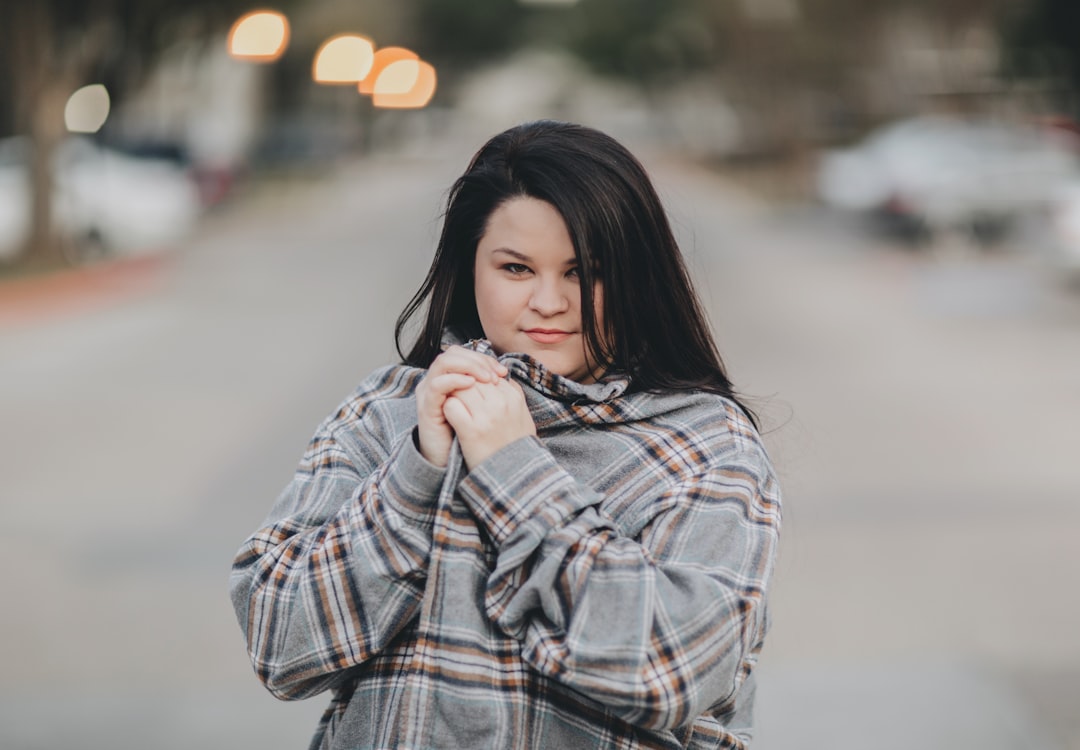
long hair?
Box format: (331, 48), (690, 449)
(394, 120), (756, 427)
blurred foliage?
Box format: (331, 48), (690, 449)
(3, 0), (1067, 137)
(0, 0), (281, 265)
(1002, 0), (1080, 110)
(402, 0), (1022, 90)
(405, 0), (529, 74)
(558, 0), (719, 84)
(0, 0), (269, 137)
(405, 0), (722, 87)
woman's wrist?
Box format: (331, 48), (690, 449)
(414, 426), (448, 468)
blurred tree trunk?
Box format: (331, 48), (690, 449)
(27, 91), (69, 267)
(8, 3), (114, 268)
(11, 3), (65, 266)
(0, 0), (268, 270)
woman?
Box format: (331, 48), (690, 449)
(230, 121), (781, 750)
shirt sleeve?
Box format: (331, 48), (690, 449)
(456, 433), (781, 732)
(229, 386), (446, 701)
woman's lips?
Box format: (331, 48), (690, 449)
(524, 330), (572, 344)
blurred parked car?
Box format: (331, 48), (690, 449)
(1049, 180), (1080, 284)
(817, 115), (1079, 245)
(0, 136), (201, 263)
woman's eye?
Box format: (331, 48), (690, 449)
(503, 263), (530, 275)
(566, 267), (580, 278)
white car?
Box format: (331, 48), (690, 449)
(1049, 180), (1080, 283)
(817, 115), (1079, 243)
(0, 136), (201, 263)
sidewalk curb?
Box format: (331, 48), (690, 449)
(0, 253), (167, 329)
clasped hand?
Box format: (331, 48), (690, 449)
(415, 346), (536, 469)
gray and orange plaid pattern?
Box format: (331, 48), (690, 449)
(231, 339), (781, 750)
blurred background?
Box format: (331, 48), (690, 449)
(1, 1), (1079, 748)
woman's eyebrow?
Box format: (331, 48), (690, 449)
(492, 248), (531, 261)
(492, 248), (577, 266)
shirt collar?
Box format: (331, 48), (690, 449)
(441, 327), (630, 404)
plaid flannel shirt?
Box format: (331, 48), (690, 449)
(230, 339), (781, 750)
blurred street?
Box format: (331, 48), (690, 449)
(1, 138), (1079, 750)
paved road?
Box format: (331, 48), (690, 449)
(1, 141), (1078, 749)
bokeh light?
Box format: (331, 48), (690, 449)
(372, 60), (437, 109)
(64, 84), (111, 133)
(227, 10), (290, 62)
(313, 34), (375, 84)
(358, 47), (418, 95)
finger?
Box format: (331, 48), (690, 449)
(442, 395), (471, 425)
(462, 351), (506, 380)
(446, 382), (490, 410)
(424, 372), (476, 397)
(430, 358), (492, 383)
(448, 383), (509, 429)
(432, 348), (506, 381)
(503, 378), (528, 401)
(488, 379), (528, 415)
(487, 379), (514, 402)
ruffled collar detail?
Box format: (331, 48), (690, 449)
(442, 328), (630, 405)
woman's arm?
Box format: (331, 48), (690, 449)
(456, 434), (781, 732)
(229, 374), (445, 701)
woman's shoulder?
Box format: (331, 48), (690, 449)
(632, 388), (769, 463)
(322, 362), (424, 437)
(354, 362), (425, 402)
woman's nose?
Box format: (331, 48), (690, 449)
(529, 279), (570, 315)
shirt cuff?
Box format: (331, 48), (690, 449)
(378, 427), (447, 527)
(458, 436), (598, 548)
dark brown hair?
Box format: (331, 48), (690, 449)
(394, 120), (756, 426)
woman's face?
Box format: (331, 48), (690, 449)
(473, 197), (603, 383)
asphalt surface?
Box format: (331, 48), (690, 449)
(1, 138), (1078, 749)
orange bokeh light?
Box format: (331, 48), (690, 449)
(358, 47), (418, 95)
(228, 10), (290, 62)
(313, 34), (375, 84)
(373, 60), (437, 109)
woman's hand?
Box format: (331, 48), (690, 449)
(415, 346), (507, 467)
(442, 377), (536, 470)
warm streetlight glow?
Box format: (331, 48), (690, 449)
(313, 34), (375, 84)
(373, 60), (437, 109)
(65, 84), (110, 133)
(373, 60), (420, 96)
(228, 10), (290, 62)
(358, 47), (418, 95)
